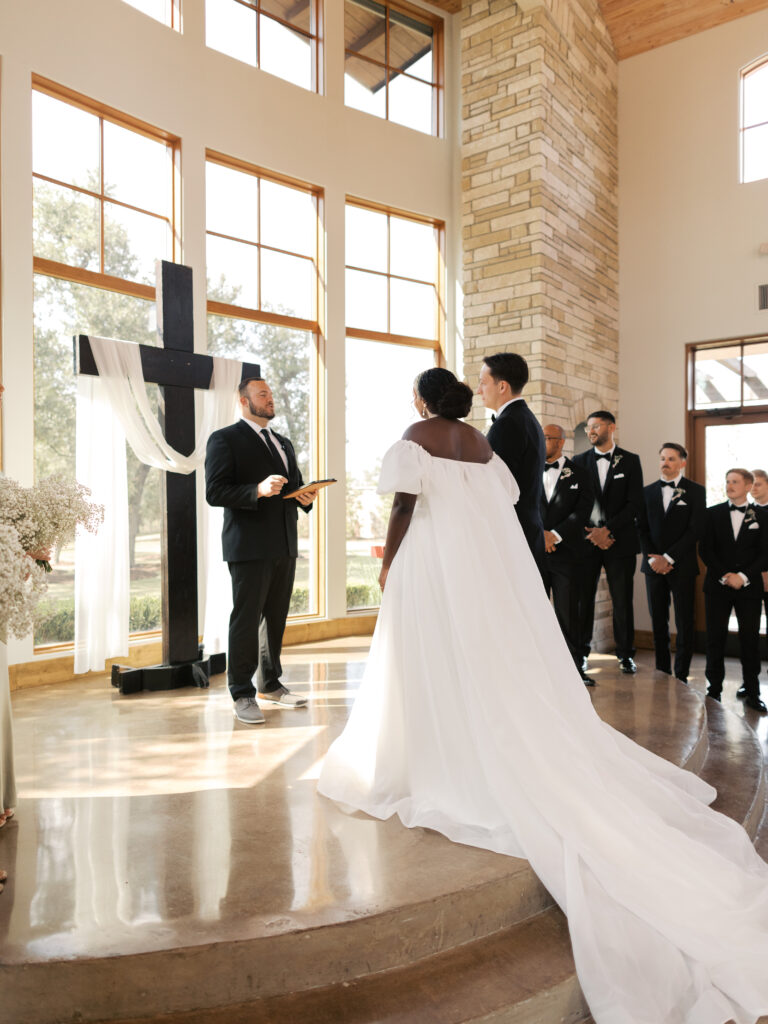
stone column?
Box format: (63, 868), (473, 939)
(461, 0), (620, 651)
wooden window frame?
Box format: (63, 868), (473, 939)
(205, 150), (326, 621)
(685, 334), (768, 459)
(740, 55), (768, 183)
(344, 0), (444, 137)
(31, 76), (181, 296)
(121, 0), (182, 30)
(345, 195), (445, 357)
(31, 76), (180, 652)
(207, 0), (322, 94)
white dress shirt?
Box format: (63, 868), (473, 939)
(543, 457), (562, 503)
(660, 473), (682, 512)
(244, 418), (288, 472)
(594, 444), (615, 490)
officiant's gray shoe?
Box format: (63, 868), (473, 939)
(233, 697), (265, 724)
(257, 685), (308, 708)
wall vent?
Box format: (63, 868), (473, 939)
(760, 285), (768, 310)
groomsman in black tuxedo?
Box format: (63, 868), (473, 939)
(700, 468), (768, 712)
(478, 352), (545, 560)
(572, 410), (644, 674)
(539, 424), (595, 686)
(206, 378), (317, 725)
(750, 469), (768, 663)
(639, 443), (705, 683)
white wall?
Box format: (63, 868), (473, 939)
(619, 10), (768, 629)
(0, 0), (461, 665)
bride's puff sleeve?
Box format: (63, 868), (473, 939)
(377, 440), (424, 496)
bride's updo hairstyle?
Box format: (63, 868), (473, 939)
(416, 368), (473, 420)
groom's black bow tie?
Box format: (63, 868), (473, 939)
(729, 503), (748, 513)
(660, 480), (676, 488)
(543, 462), (560, 472)
(595, 452), (611, 462)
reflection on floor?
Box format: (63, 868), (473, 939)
(1, 641), (767, 1024)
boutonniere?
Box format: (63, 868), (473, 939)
(559, 466), (572, 479)
(744, 507), (758, 526)
(672, 487), (685, 501)
(611, 453), (622, 469)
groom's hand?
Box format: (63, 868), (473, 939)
(258, 474), (288, 498)
(543, 530), (558, 553)
(585, 526), (612, 549)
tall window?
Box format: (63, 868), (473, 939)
(206, 0), (320, 92)
(344, 0), (442, 136)
(120, 0), (180, 28)
(205, 153), (323, 616)
(741, 57), (768, 183)
(345, 200), (444, 609)
(32, 78), (179, 646)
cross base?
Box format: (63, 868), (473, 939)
(111, 649), (227, 695)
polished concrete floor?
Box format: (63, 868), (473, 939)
(1, 640), (767, 1023)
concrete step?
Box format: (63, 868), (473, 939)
(91, 908), (590, 1024)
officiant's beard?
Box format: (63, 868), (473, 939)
(246, 398), (275, 420)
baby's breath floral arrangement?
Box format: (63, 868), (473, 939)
(0, 475), (103, 641)
(0, 475), (103, 571)
(0, 524), (48, 641)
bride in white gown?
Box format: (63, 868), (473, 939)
(318, 368), (768, 1024)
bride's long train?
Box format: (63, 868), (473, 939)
(319, 441), (768, 1024)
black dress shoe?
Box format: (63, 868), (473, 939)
(581, 674), (596, 687)
(745, 696), (767, 713)
(619, 657), (637, 674)
(736, 687), (748, 699)
(707, 690), (722, 702)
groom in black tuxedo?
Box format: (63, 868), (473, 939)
(572, 410), (644, 674)
(539, 424), (595, 685)
(639, 442), (705, 683)
(700, 468), (768, 712)
(478, 352), (545, 560)
(205, 378), (317, 725)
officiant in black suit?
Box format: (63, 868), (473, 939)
(700, 468), (768, 712)
(639, 442), (705, 683)
(205, 378), (317, 725)
(478, 352), (545, 560)
(572, 410), (644, 675)
(539, 424), (595, 685)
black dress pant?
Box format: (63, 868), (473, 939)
(540, 556), (581, 670)
(704, 587), (761, 698)
(644, 571), (696, 680)
(579, 551), (636, 660)
(227, 557), (296, 701)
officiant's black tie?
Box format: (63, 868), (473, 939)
(260, 429), (286, 473)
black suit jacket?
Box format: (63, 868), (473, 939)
(571, 446), (643, 558)
(205, 419), (310, 562)
(700, 502), (768, 595)
(639, 477), (706, 577)
(539, 457), (594, 563)
(487, 399), (545, 557)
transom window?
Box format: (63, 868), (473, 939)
(344, 0), (442, 136)
(206, 0), (320, 92)
(691, 337), (768, 410)
(741, 57), (768, 183)
(120, 0), (180, 28)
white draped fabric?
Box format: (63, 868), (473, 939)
(74, 336), (241, 674)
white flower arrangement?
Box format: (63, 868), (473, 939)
(0, 475), (103, 641)
(0, 475), (103, 571)
(0, 524), (48, 642)
(560, 466), (573, 479)
(672, 487), (686, 501)
(612, 453), (623, 468)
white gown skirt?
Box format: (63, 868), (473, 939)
(318, 441), (768, 1024)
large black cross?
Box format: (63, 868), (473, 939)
(75, 260), (260, 695)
